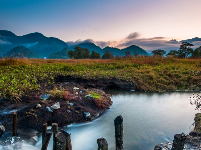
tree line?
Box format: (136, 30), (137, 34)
(151, 42), (201, 58)
(68, 47), (114, 59)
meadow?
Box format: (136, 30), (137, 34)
(0, 56), (200, 100)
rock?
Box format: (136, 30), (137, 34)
(67, 103), (73, 106)
(67, 110), (71, 113)
(40, 94), (50, 100)
(83, 112), (91, 120)
(29, 135), (39, 145)
(36, 104), (41, 109)
(46, 107), (53, 113)
(51, 102), (60, 110)
(154, 142), (172, 150)
(0, 124), (5, 138)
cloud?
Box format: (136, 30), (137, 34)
(0, 39), (11, 45)
(66, 39), (95, 47)
(66, 32), (201, 52)
(126, 32), (140, 39)
(23, 42), (39, 48)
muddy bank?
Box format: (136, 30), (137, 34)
(0, 82), (112, 139)
(55, 75), (138, 91)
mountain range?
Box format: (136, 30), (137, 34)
(0, 30), (156, 58)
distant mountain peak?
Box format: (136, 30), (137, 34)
(0, 30), (16, 37)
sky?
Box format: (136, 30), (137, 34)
(0, 0), (201, 51)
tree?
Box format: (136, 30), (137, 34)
(68, 50), (74, 59)
(166, 50), (178, 57)
(125, 51), (131, 56)
(82, 48), (90, 59)
(102, 50), (114, 59)
(177, 42), (194, 58)
(192, 46), (201, 57)
(68, 47), (91, 59)
(134, 52), (139, 57)
(151, 49), (166, 56)
(74, 46), (83, 59)
(90, 51), (101, 59)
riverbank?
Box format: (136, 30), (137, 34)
(0, 81), (112, 140)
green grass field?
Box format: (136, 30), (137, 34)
(0, 56), (200, 100)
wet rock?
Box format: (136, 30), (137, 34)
(0, 124), (5, 138)
(29, 135), (39, 145)
(83, 112), (91, 120)
(154, 142), (172, 150)
(67, 103), (73, 106)
(51, 102), (60, 110)
(0, 136), (23, 148)
(36, 104), (41, 109)
(40, 94), (50, 100)
(46, 107), (53, 113)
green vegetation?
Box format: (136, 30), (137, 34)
(89, 91), (101, 99)
(151, 49), (166, 56)
(0, 56), (200, 100)
(102, 50), (114, 59)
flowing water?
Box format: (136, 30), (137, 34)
(2, 91), (200, 150)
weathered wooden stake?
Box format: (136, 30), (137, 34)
(41, 131), (52, 150)
(171, 133), (186, 150)
(60, 129), (72, 150)
(114, 115), (123, 150)
(52, 123), (58, 150)
(42, 123), (47, 145)
(55, 132), (66, 150)
(97, 138), (108, 150)
(13, 111), (17, 136)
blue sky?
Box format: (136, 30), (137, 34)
(0, 0), (201, 51)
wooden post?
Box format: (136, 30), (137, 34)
(172, 133), (186, 150)
(114, 115), (123, 150)
(42, 123), (47, 145)
(13, 112), (17, 136)
(55, 132), (66, 150)
(52, 123), (58, 150)
(41, 131), (52, 150)
(60, 129), (72, 150)
(97, 138), (108, 150)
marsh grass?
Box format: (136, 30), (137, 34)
(0, 57), (200, 100)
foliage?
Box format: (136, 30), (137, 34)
(68, 46), (90, 59)
(192, 46), (201, 57)
(102, 50), (114, 59)
(166, 50), (178, 57)
(151, 49), (166, 56)
(177, 42), (194, 58)
(90, 51), (101, 59)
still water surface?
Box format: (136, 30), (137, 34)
(9, 91), (201, 150)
